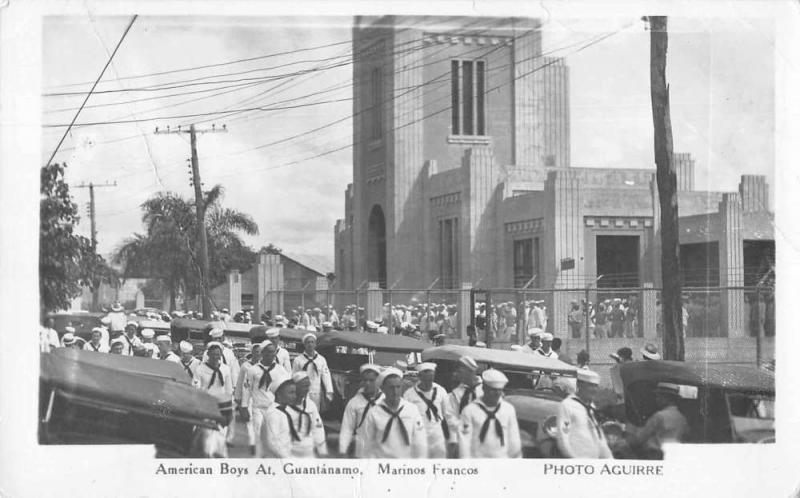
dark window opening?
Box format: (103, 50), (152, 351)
(596, 235), (640, 288)
(451, 59), (486, 136)
(439, 218), (460, 289)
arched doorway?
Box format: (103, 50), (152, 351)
(367, 205), (387, 288)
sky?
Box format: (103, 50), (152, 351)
(41, 15), (775, 269)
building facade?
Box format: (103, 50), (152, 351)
(334, 16), (774, 338)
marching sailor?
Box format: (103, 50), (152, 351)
(291, 333), (333, 409)
(234, 342), (262, 456)
(119, 321), (143, 356)
(261, 374), (300, 458)
(155, 335), (181, 363)
(555, 369), (613, 459)
(535, 332), (559, 359)
(178, 341), (200, 380)
(403, 362), (450, 458)
(265, 327), (292, 372)
(458, 369), (522, 458)
(289, 371), (329, 457)
(83, 327), (109, 353)
(195, 342), (236, 437)
(203, 328), (241, 386)
(338, 363), (383, 457)
(240, 340), (289, 457)
(362, 367), (427, 458)
(444, 355), (484, 456)
(140, 328), (158, 358)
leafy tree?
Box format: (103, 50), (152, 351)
(113, 185), (257, 310)
(40, 162), (117, 315)
(259, 243), (282, 255)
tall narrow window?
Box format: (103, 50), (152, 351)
(370, 66), (382, 140)
(450, 59), (487, 136)
(439, 218), (460, 289)
(513, 238), (534, 288)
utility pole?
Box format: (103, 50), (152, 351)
(648, 16), (684, 360)
(155, 123), (227, 319)
(73, 180), (117, 311)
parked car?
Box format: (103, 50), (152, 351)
(45, 311), (105, 342)
(610, 360), (775, 445)
(40, 348), (226, 457)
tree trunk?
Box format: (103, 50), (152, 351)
(649, 16), (685, 360)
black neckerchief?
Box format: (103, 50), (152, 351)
(355, 391), (382, 433)
(477, 401), (505, 445)
(123, 334), (135, 349)
(415, 386), (450, 439)
(206, 362), (224, 387)
(379, 403), (409, 445)
(458, 383), (479, 414)
(89, 343), (100, 352)
(301, 353), (319, 374)
(288, 401), (312, 436)
(277, 404), (301, 442)
(257, 362), (277, 390)
(181, 359), (194, 379)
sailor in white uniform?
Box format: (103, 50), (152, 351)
(362, 367), (427, 459)
(555, 369), (613, 459)
(265, 327), (292, 372)
(83, 327), (109, 353)
(338, 364), (383, 457)
(234, 343), (261, 455)
(458, 369), (522, 458)
(403, 362), (450, 458)
(291, 333), (333, 410)
(261, 374), (306, 458)
(240, 340), (289, 457)
(155, 335), (181, 363)
(534, 332), (559, 359)
(444, 355), (484, 456)
(288, 371), (328, 457)
(178, 341), (200, 381)
(140, 328), (158, 358)
(119, 321), (143, 356)
(194, 343), (236, 438)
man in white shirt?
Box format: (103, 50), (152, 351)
(119, 321), (143, 356)
(40, 318), (60, 353)
(403, 362), (450, 458)
(291, 333), (333, 409)
(194, 343), (236, 438)
(288, 371), (328, 457)
(535, 332), (559, 359)
(362, 367), (427, 458)
(100, 302), (127, 337)
(444, 356), (484, 457)
(555, 369), (613, 459)
(240, 340), (289, 457)
(265, 328), (292, 372)
(234, 343), (261, 456)
(178, 341), (200, 381)
(83, 328), (109, 353)
(338, 364), (383, 457)
(458, 369), (521, 458)
(155, 335), (181, 363)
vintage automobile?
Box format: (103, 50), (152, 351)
(40, 348), (226, 457)
(314, 331), (427, 420)
(45, 311), (106, 342)
(611, 360), (775, 445)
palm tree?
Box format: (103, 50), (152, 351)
(113, 185), (258, 311)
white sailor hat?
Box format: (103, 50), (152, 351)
(359, 363), (381, 375)
(481, 369), (509, 389)
(376, 326), (388, 334)
(365, 320), (378, 329)
(527, 327), (543, 337)
(264, 328), (280, 340)
(65, 326), (76, 334)
(208, 328), (224, 338)
(179, 341), (194, 354)
(155, 335), (171, 343)
(141, 328), (155, 339)
(576, 369), (601, 385)
(62, 333), (76, 345)
(291, 371), (309, 383)
(110, 337), (126, 347)
(475, 341), (487, 348)
(393, 360), (408, 371)
(90, 327), (104, 336)
(376, 367), (404, 387)
(458, 356), (479, 372)
(125, 320), (139, 329)
(541, 332), (554, 342)
(510, 344), (524, 352)
(302, 332), (316, 343)
(415, 362), (437, 373)
(259, 339), (273, 349)
(206, 341), (223, 351)
(268, 374), (293, 396)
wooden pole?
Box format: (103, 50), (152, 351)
(649, 16), (685, 360)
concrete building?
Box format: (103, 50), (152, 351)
(333, 15), (774, 339)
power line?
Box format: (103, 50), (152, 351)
(44, 15), (138, 167)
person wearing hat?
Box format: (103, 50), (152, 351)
(525, 328), (543, 353)
(364, 320), (378, 333)
(83, 327), (109, 353)
(339, 364), (384, 457)
(40, 318), (61, 353)
(626, 382), (689, 459)
(109, 337), (126, 355)
(138, 328), (157, 358)
(203, 328), (241, 393)
(178, 341), (201, 381)
(458, 369), (521, 458)
(155, 335), (181, 363)
(241, 340), (290, 457)
(444, 356), (484, 457)
(195, 343), (236, 437)
(432, 333), (446, 347)
(100, 302), (127, 338)
(264, 328), (291, 373)
(118, 321), (143, 356)
(535, 333), (559, 359)
(362, 367), (427, 458)
(641, 343), (662, 361)
(291, 333), (333, 410)
(327, 304), (339, 329)
(403, 362), (450, 458)
(609, 347), (634, 364)
(233, 342), (261, 456)
(261, 375), (298, 458)
(555, 369), (612, 459)
(288, 371), (328, 457)
(61, 332), (79, 349)
(376, 325), (389, 335)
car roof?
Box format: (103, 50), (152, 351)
(316, 331), (427, 353)
(169, 318), (252, 337)
(617, 360), (775, 394)
(504, 393), (563, 423)
(42, 349), (224, 427)
(422, 345), (577, 375)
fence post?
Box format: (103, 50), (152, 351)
(755, 286), (761, 368)
(584, 286), (591, 359)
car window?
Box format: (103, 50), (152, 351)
(727, 393), (775, 419)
